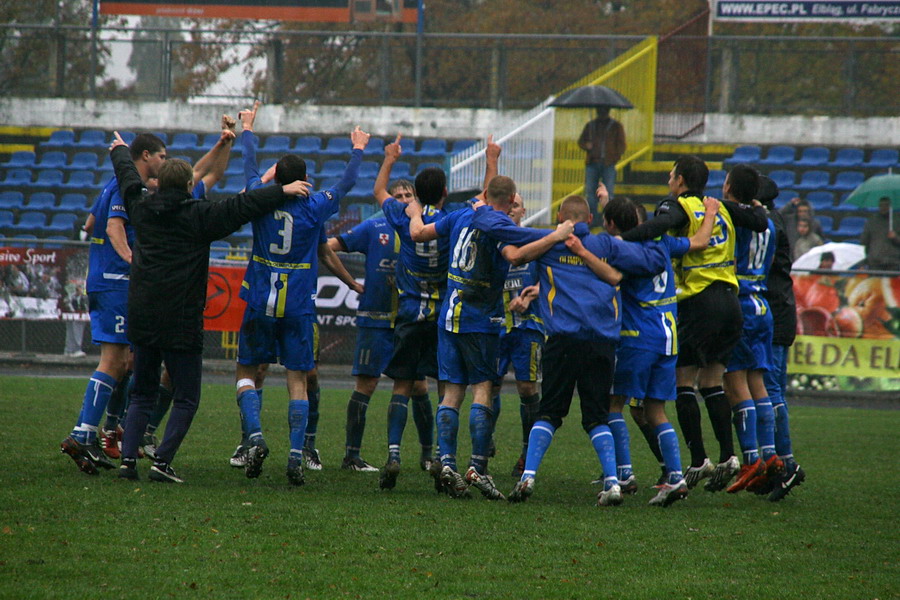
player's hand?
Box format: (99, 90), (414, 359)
(222, 114), (237, 133)
(596, 182), (609, 209)
(554, 219), (575, 241)
(508, 296), (527, 314)
(703, 195), (720, 215)
(485, 134), (501, 161)
(405, 200), (424, 219)
(520, 284), (539, 300)
(385, 133), (402, 160)
(109, 131), (127, 152)
(238, 100), (260, 131)
(350, 281), (365, 295)
(564, 233), (585, 255)
(282, 180), (312, 198)
(220, 129), (236, 144)
(351, 126), (370, 150)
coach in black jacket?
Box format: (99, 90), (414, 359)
(109, 132), (311, 483)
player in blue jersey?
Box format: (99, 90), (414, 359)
(492, 192), (545, 478)
(409, 172), (577, 500)
(60, 132), (167, 475)
(234, 124), (370, 485)
(714, 165), (782, 494)
(598, 195), (719, 506)
(506, 195), (671, 506)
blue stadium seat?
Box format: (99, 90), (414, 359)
(8, 234), (38, 247)
(417, 139), (448, 158)
(32, 169), (65, 189)
(399, 138), (417, 156)
(43, 236), (69, 249)
(703, 186), (723, 200)
(26, 192), (57, 211)
(707, 169), (726, 189)
(119, 131), (136, 145)
(260, 135), (291, 154)
(318, 177), (341, 191)
(0, 168), (33, 187)
(831, 216), (866, 238)
(169, 133), (199, 151)
(35, 151), (68, 170)
(827, 171), (865, 192)
(320, 137), (353, 156)
(794, 170), (830, 190)
(318, 160), (348, 179)
(293, 136), (322, 155)
(62, 171), (99, 190)
(768, 170), (796, 190)
(451, 139), (478, 154)
(45, 212), (78, 235)
(224, 157), (243, 176)
(10, 211), (47, 233)
(0, 210), (14, 228)
(198, 133), (225, 151)
(0, 191), (25, 211)
(724, 145), (761, 167)
(773, 189), (797, 209)
(57, 193), (89, 213)
(40, 130), (76, 149)
(829, 148), (864, 168)
(346, 178), (376, 199)
(210, 240), (231, 260)
(75, 130), (107, 148)
(230, 223), (253, 244)
(259, 157), (278, 175)
(358, 161), (380, 179)
(389, 161), (412, 180)
(816, 215), (833, 233)
(152, 132), (169, 145)
(67, 152), (99, 171)
(805, 191), (834, 212)
(1, 151), (36, 169)
(759, 145), (796, 166)
(416, 162), (443, 174)
(794, 147), (830, 167)
(363, 137), (385, 157)
(863, 149), (898, 169)
(216, 176), (246, 195)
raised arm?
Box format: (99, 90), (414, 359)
(501, 221), (575, 267)
(374, 133), (402, 206)
(319, 242), (364, 294)
(476, 135), (501, 202)
(723, 198), (768, 232)
(406, 199), (438, 242)
(193, 114), (236, 188)
(564, 235), (622, 285)
(621, 198), (689, 242)
(687, 196), (721, 251)
(327, 126), (369, 201)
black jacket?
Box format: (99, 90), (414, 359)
(111, 146), (289, 353)
(763, 209), (798, 347)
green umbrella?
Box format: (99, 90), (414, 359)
(845, 173), (900, 229)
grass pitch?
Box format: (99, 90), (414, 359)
(0, 375), (897, 599)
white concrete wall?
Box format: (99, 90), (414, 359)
(2, 98), (898, 147)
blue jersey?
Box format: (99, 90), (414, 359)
(619, 235), (690, 355)
(382, 197), (449, 322)
(241, 130), (264, 191)
(536, 222), (669, 342)
(502, 261), (543, 334)
(240, 149), (362, 317)
(339, 217), (399, 329)
(735, 218), (776, 297)
(86, 176), (132, 293)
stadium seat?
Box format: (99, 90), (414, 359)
(816, 215), (833, 233)
(399, 138), (417, 156)
(794, 170), (830, 190)
(794, 147), (830, 167)
(35, 151), (68, 170)
(62, 171), (99, 190)
(43, 235), (69, 249)
(417, 139), (448, 158)
(259, 157), (278, 175)
(1, 151), (36, 169)
(318, 160), (348, 179)
(152, 132), (169, 145)
(169, 133), (199, 151)
(805, 191), (834, 212)
(416, 162), (443, 174)
(32, 169), (65, 189)
(346, 178), (376, 199)
(230, 223), (253, 244)
(452, 139), (478, 154)
(293, 136), (322, 155)
(75, 130), (107, 148)
(828, 148), (864, 168)
(703, 186), (723, 200)
(26, 192), (57, 211)
(58, 193), (89, 213)
(66, 152), (99, 171)
(358, 161), (380, 179)
(224, 157), (243, 176)
(831, 216), (867, 238)
(759, 145), (796, 166)
(45, 212), (78, 235)
(9, 211), (47, 233)
(773, 190), (797, 210)
(389, 161), (412, 180)
(827, 171), (865, 192)
(119, 131), (136, 145)
(198, 133), (225, 151)
(8, 234), (38, 248)
(40, 130), (76, 149)
(363, 137), (385, 157)
(0, 210), (14, 229)
(707, 169), (726, 189)
(260, 135), (291, 154)
(862, 149), (898, 169)
(318, 177), (341, 191)
(216, 176), (246, 195)
(320, 137), (353, 156)
(0, 169), (33, 187)
(0, 191), (25, 211)
(210, 240), (231, 260)
(768, 170), (796, 190)
(723, 145), (761, 167)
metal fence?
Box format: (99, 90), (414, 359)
(0, 24), (896, 116)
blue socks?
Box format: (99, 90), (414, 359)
(288, 399), (309, 457)
(608, 411), (633, 481)
(436, 405), (460, 471)
(655, 423), (683, 483)
(731, 399), (759, 464)
(387, 394), (409, 462)
(755, 397), (776, 461)
(588, 424), (618, 489)
(771, 396), (795, 464)
(238, 388), (262, 438)
(523, 420), (555, 479)
(469, 403), (494, 475)
(72, 371), (118, 443)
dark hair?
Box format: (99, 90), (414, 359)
(635, 202), (648, 223)
(129, 133), (166, 160)
(414, 167), (446, 206)
(727, 164), (760, 205)
(673, 155), (709, 194)
(157, 158), (192, 192)
(275, 154), (307, 185)
(604, 196), (639, 233)
(820, 252), (835, 262)
(388, 179), (414, 196)
(756, 175), (779, 206)
(485, 175), (516, 205)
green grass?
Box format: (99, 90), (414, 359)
(0, 376), (897, 599)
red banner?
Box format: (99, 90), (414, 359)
(203, 263), (247, 332)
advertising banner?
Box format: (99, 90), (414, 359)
(713, 1), (900, 22)
(100, 0), (418, 23)
(0, 246), (88, 321)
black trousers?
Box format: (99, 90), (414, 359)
(121, 344), (203, 465)
(537, 335), (616, 432)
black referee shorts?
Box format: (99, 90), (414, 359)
(384, 317), (439, 381)
(676, 280), (743, 368)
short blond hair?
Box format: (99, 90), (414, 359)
(558, 195), (591, 224)
(157, 158), (192, 192)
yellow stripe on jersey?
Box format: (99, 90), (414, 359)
(275, 273), (288, 317)
(90, 237), (105, 245)
(252, 256), (311, 270)
(620, 330), (640, 337)
(546, 266), (556, 317)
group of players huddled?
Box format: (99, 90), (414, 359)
(60, 103), (804, 505)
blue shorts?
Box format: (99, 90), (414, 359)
(727, 301), (775, 373)
(613, 345), (677, 401)
(496, 328), (544, 382)
(88, 290), (129, 345)
(352, 326), (394, 377)
(237, 306), (316, 372)
(438, 329), (499, 385)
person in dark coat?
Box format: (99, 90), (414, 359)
(108, 131), (311, 483)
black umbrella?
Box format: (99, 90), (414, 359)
(550, 85), (634, 109)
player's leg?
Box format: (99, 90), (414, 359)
(765, 343), (805, 501)
(235, 307), (277, 478)
(509, 330), (543, 477)
(281, 314), (316, 485)
(343, 326), (387, 472)
(607, 394), (635, 493)
(409, 377), (434, 470)
(147, 348), (202, 483)
(100, 360), (133, 459)
(460, 332), (504, 500)
(629, 401), (667, 484)
(118, 344), (163, 480)
(643, 396), (689, 506)
(302, 323), (322, 470)
(723, 367), (762, 493)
